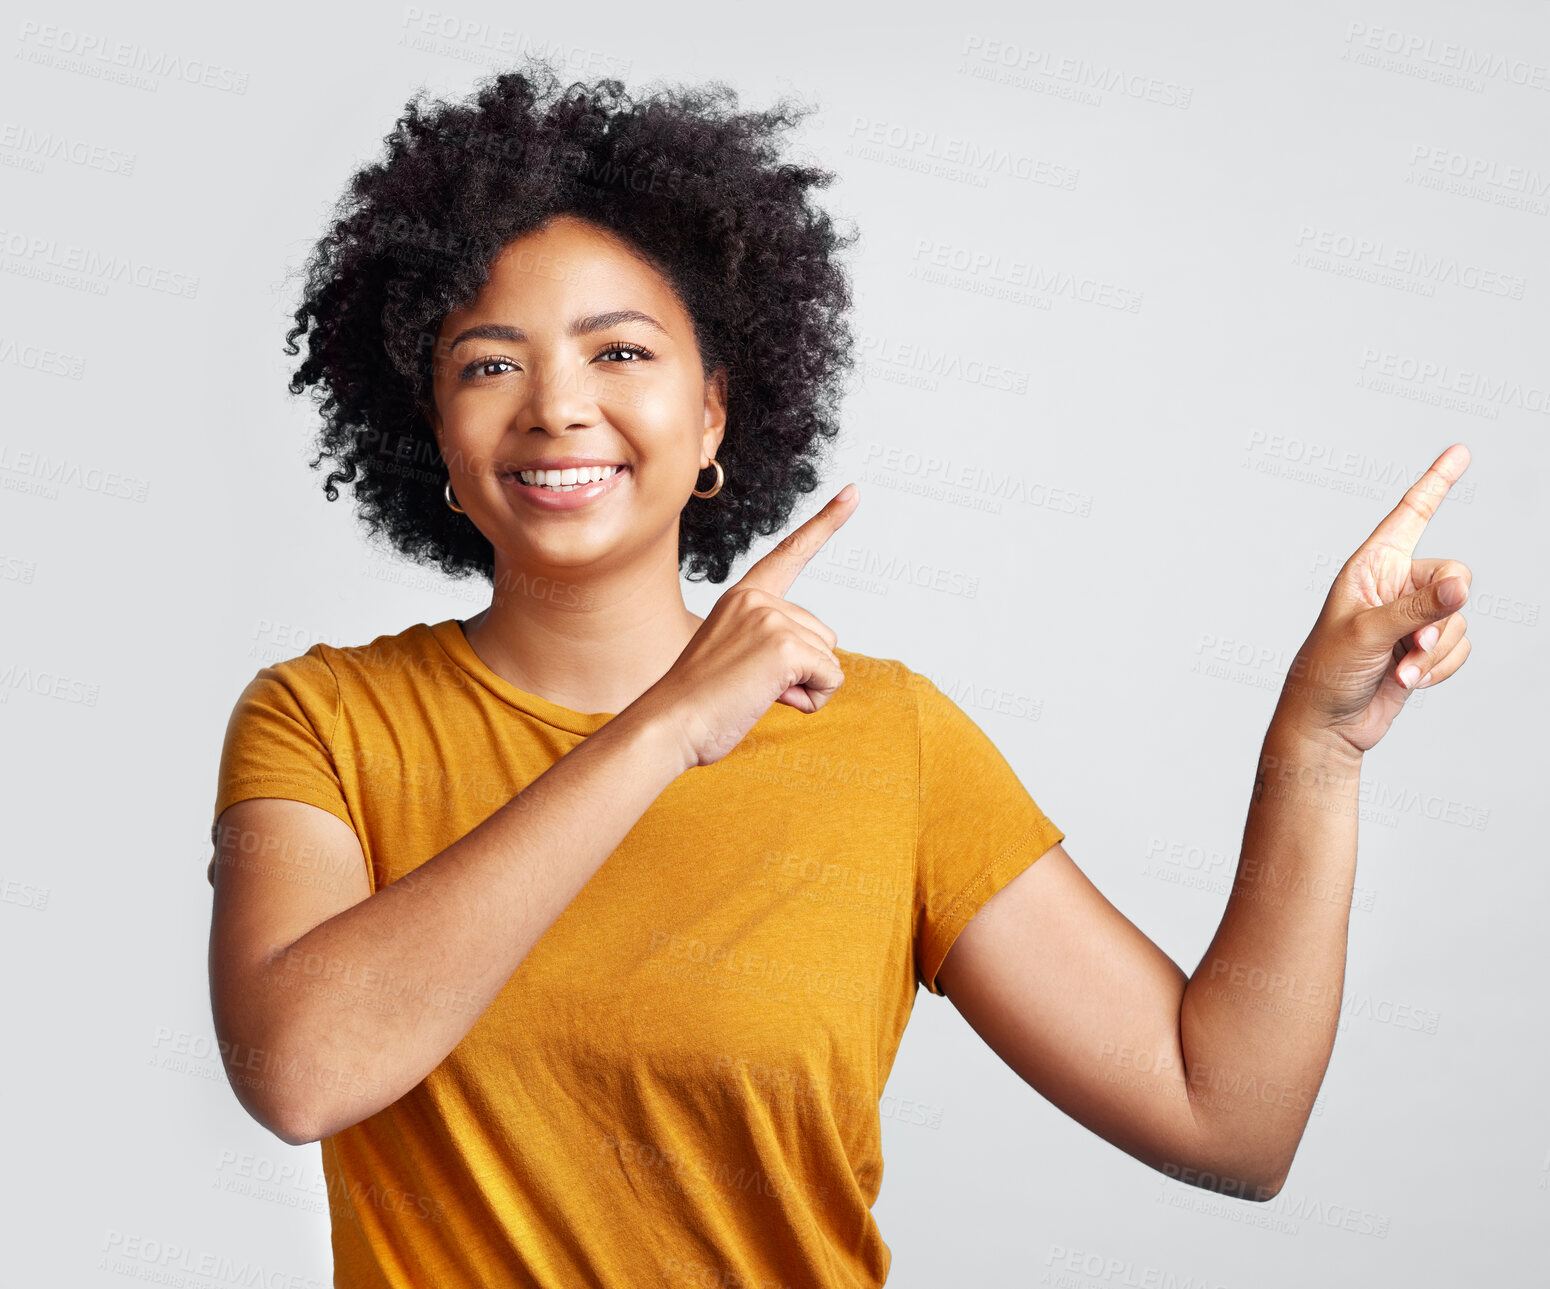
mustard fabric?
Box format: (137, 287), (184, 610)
(208, 618), (1064, 1287)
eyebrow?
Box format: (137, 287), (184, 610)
(447, 310), (669, 353)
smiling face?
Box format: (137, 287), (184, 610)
(426, 214), (726, 577)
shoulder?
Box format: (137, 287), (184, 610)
(831, 650), (1011, 752)
(238, 620), (447, 709)
(312, 619), (446, 680)
(831, 647), (933, 721)
(260, 620), (444, 687)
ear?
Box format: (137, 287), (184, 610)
(702, 367), (728, 465)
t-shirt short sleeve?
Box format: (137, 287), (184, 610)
(913, 674), (1065, 996)
(207, 646), (354, 887)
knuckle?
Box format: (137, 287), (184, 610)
(771, 530), (805, 562)
(1349, 616), (1380, 650)
(776, 635), (808, 667)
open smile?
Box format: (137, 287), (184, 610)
(500, 464), (630, 510)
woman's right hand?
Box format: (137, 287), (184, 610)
(643, 483), (861, 769)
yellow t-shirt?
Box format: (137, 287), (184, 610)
(209, 618), (1064, 1288)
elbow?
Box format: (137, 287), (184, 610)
(1242, 1142), (1297, 1202)
(211, 1010), (380, 1146)
(1169, 1107), (1297, 1202)
(252, 1084), (369, 1146)
(212, 1009), (331, 1146)
(1225, 1154), (1292, 1203)
(1228, 1156), (1290, 1203)
(233, 1064), (373, 1145)
(218, 1034), (326, 1145)
(1158, 1153), (1289, 1203)
(1251, 1160), (1291, 1202)
(265, 1103), (324, 1147)
(236, 1087), (324, 1147)
(269, 1119), (321, 1149)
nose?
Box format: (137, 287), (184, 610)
(517, 351), (604, 436)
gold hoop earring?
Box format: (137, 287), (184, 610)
(445, 481), (466, 514)
(692, 459), (724, 499)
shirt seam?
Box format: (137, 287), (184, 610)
(316, 643), (343, 752)
(207, 649), (344, 889)
(936, 816), (1047, 930)
(926, 815), (1056, 995)
(912, 668), (924, 988)
(311, 643), (372, 892)
(426, 620), (593, 737)
(222, 772), (342, 790)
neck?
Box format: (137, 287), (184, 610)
(461, 539), (702, 717)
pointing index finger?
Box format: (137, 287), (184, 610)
(1363, 443), (1470, 557)
(739, 484), (859, 600)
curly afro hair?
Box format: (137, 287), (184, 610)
(282, 57), (860, 585)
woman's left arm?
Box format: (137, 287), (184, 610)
(936, 444), (1474, 1201)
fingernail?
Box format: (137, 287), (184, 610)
(1417, 625), (1439, 652)
(1440, 579), (1467, 607)
(1398, 663), (1421, 689)
(1419, 670), (1434, 687)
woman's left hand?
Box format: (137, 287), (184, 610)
(1278, 443), (1474, 756)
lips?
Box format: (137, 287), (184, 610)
(507, 465), (628, 491)
(501, 462), (631, 510)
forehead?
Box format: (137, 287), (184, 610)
(450, 216), (683, 326)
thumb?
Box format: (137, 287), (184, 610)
(1362, 576), (1468, 650)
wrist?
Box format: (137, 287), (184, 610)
(616, 690), (699, 778)
(1267, 703), (1365, 771)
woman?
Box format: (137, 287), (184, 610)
(207, 60), (1474, 1287)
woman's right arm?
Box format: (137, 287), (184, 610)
(208, 484), (857, 1147)
(209, 695), (694, 1146)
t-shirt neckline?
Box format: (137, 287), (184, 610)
(427, 618), (616, 737)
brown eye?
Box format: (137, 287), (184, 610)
(597, 342), (653, 362)
(461, 357), (516, 380)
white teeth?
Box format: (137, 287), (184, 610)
(516, 464), (623, 490)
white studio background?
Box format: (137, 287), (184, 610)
(3, 0), (1545, 1284)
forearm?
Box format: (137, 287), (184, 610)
(1178, 699), (1365, 1194)
(258, 695), (692, 1143)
